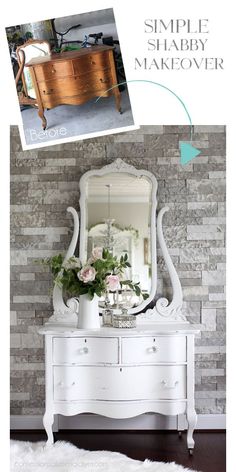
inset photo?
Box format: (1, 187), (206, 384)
(6, 8), (136, 149)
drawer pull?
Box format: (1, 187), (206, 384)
(43, 89), (54, 95)
(57, 381), (76, 388)
(51, 68), (56, 73)
(100, 78), (110, 84)
(78, 347), (89, 354)
(91, 61), (96, 65)
(147, 346), (157, 353)
(161, 380), (179, 389)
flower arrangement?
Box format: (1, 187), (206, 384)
(43, 247), (148, 301)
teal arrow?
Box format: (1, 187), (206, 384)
(96, 79), (201, 165)
(180, 142), (201, 165)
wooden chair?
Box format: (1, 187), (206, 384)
(15, 39), (51, 108)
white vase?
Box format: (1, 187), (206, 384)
(77, 293), (100, 329)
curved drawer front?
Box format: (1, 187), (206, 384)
(53, 337), (119, 365)
(121, 336), (187, 364)
(38, 71), (113, 99)
(53, 365), (186, 401)
(72, 51), (111, 74)
(34, 61), (73, 82)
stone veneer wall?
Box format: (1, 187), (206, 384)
(10, 125), (226, 417)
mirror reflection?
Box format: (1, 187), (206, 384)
(84, 172), (152, 309)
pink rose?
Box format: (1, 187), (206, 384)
(78, 265), (96, 283)
(91, 247), (103, 261)
(106, 274), (120, 292)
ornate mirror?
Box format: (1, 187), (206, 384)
(48, 158), (186, 325)
(79, 159), (158, 314)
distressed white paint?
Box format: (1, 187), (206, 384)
(39, 324), (198, 453)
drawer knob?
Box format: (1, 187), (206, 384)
(147, 346), (157, 353)
(43, 89), (54, 95)
(161, 380), (179, 389)
(58, 381), (64, 387)
(100, 78), (109, 84)
(78, 347), (89, 354)
(91, 61), (96, 65)
(71, 382), (76, 387)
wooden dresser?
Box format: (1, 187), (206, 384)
(25, 45), (121, 130)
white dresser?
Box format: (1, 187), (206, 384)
(39, 159), (199, 454)
(39, 322), (198, 453)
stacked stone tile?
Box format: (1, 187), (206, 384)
(10, 125), (226, 416)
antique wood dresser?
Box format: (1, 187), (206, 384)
(25, 45), (121, 130)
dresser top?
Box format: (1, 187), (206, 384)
(25, 45), (114, 67)
(38, 323), (199, 336)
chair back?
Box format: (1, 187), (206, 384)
(16, 39), (51, 99)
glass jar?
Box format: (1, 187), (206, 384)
(112, 308), (137, 329)
(102, 308), (113, 326)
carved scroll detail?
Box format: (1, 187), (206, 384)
(46, 207), (79, 325)
(137, 206), (188, 324)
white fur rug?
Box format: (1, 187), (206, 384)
(11, 440), (200, 472)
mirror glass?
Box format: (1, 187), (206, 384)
(79, 164), (157, 314)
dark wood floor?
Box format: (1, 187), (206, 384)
(10, 430), (226, 472)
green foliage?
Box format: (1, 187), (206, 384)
(41, 249), (148, 302)
(40, 253), (64, 278)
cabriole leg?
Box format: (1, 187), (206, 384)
(38, 107), (47, 130)
(187, 407), (197, 453)
(43, 411), (54, 445)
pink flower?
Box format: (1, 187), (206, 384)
(106, 274), (120, 292)
(91, 247), (103, 261)
(78, 265), (96, 283)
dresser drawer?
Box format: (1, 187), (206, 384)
(38, 71), (113, 99)
(34, 61), (73, 82)
(72, 51), (111, 74)
(53, 337), (119, 365)
(53, 365), (186, 401)
(121, 336), (187, 364)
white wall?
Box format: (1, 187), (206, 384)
(54, 8), (119, 43)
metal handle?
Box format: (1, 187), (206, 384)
(161, 380), (179, 389)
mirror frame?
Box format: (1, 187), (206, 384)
(78, 158), (158, 315)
